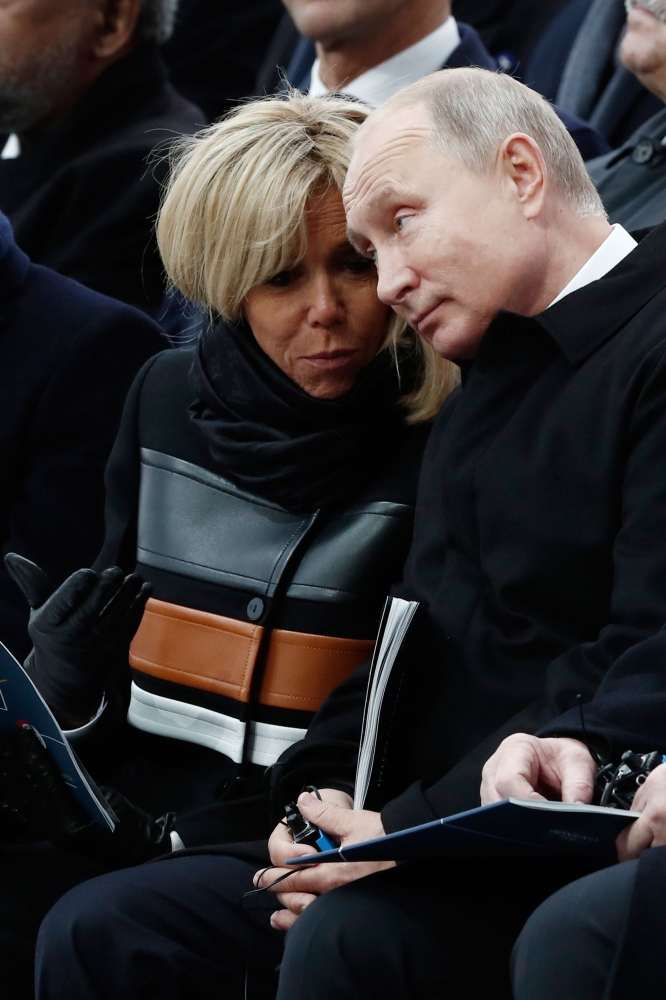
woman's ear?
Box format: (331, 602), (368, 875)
(92, 0), (141, 61)
(497, 133), (548, 221)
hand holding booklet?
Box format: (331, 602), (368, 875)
(289, 597), (638, 865)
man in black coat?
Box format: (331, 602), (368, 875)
(0, 0), (202, 317)
(488, 631), (666, 1000)
(280, 0), (609, 160)
(0, 211), (165, 664)
(31, 68), (666, 1000)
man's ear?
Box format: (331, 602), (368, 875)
(92, 0), (141, 60)
(497, 133), (548, 221)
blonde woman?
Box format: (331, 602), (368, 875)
(0, 92), (457, 951)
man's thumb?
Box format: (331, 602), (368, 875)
(298, 793), (350, 835)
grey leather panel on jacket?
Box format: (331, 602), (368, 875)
(137, 450), (413, 603)
(137, 450), (315, 597)
(286, 502), (414, 603)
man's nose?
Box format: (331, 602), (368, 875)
(375, 252), (417, 308)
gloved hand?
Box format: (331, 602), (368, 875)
(4, 553), (152, 725)
(0, 725), (175, 867)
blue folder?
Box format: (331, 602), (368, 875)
(0, 641), (115, 829)
(287, 797), (639, 865)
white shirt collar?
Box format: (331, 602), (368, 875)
(1, 134), (20, 160)
(308, 16), (461, 107)
(548, 224), (638, 308)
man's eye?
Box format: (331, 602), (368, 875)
(266, 270), (293, 287)
(396, 215), (412, 231)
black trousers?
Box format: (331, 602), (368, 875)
(511, 861), (638, 1000)
(34, 853), (601, 1000)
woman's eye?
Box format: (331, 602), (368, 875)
(266, 270), (294, 287)
(345, 256), (375, 275)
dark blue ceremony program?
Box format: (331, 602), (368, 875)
(0, 641), (115, 830)
(287, 797), (638, 865)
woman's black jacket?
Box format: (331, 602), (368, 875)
(83, 347), (428, 845)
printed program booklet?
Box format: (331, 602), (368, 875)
(288, 797), (639, 865)
(0, 641), (115, 830)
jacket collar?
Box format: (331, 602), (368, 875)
(533, 223), (666, 365)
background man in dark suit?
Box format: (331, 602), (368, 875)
(280, 0), (609, 160)
(527, 0), (662, 148)
(585, 0), (666, 229)
(0, 211), (165, 662)
(0, 0), (202, 319)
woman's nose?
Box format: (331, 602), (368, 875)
(307, 278), (345, 327)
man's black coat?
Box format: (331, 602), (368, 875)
(273, 223), (666, 835)
(0, 45), (202, 316)
(0, 213), (166, 661)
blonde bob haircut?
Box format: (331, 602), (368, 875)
(156, 92), (458, 423)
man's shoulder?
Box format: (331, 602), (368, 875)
(7, 261), (166, 351)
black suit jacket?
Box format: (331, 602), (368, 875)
(273, 223), (666, 834)
(0, 214), (166, 661)
(0, 45), (202, 316)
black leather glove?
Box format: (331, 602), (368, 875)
(0, 725), (175, 866)
(4, 553), (152, 724)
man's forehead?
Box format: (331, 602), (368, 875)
(344, 107), (431, 210)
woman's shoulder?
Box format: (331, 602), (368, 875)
(132, 346), (213, 468)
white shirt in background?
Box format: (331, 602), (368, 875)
(309, 16), (461, 107)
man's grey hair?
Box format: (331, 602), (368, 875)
(137, 0), (179, 44)
(378, 68), (607, 221)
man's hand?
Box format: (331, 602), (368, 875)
(258, 789), (393, 931)
(617, 763), (666, 861)
(481, 733), (597, 805)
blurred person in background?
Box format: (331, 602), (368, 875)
(527, 0), (662, 148)
(0, 93), (454, 998)
(162, 0), (283, 122)
(278, 0), (609, 161)
(586, 0), (666, 229)
(0, 210), (165, 663)
(0, 0), (202, 319)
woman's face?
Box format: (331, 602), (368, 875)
(244, 186), (391, 399)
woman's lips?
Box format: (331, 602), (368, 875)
(302, 349), (359, 369)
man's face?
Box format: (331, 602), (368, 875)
(621, 2), (666, 101)
(343, 103), (544, 361)
(0, 0), (97, 133)
(282, 0), (411, 45)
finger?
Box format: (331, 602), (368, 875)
(40, 570), (100, 626)
(297, 793), (354, 836)
(617, 815), (654, 862)
(66, 568), (126, 630)
(270, 831), (318, 869)
(97, 575), (147, 628)
(275, 891), (317, 914)
(490, 771), (547, 803)
(560, 756), (597, 805)
(271, 909), (299, 931)
(4, 554), (53, 608)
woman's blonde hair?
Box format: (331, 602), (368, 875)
(157, 92), (459, 422)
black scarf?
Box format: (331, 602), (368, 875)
(189, 319), (414, 513)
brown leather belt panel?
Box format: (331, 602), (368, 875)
(129, 599), (264, 703)
(130, 598), (375, 712)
